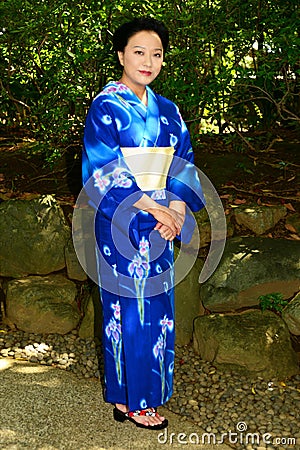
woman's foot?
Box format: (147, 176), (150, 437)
(114, 403), (167, 428)
(115, 403), (128, 414)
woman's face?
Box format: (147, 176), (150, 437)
(118, 30), (164, 93)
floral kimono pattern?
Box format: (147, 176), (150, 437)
(83, 81), (204, 411)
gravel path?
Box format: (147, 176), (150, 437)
(170, 346), (300, 450)
(1, 326), (299, 450)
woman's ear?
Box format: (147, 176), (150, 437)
(117, 51), (124, 66)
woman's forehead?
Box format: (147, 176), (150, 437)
(126, 30), (163, 49)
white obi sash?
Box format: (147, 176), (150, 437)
(120, 146), (175, 191)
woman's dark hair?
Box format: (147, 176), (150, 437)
(113, 17), (169, 53)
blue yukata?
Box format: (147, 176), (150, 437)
(82, 81), (205, 412)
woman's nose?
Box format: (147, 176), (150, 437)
(143, 53), (152, 67)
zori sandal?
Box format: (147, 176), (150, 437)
(113, 407), (168, 430)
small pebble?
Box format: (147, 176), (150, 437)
(0, 327), (100, 379)
(167, 344), (300, 448)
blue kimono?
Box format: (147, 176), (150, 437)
(82, 81), (204, 411)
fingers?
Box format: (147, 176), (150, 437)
(169, 208), (185, 230)
(167, 215), (181, 236)
(149, 205), (182, 236)
(164, 209), (183, 236)
(154, 222), (163, 230)
(157, 211), (179, 236)
(156, 224), (176, 241)
(166, 213), (180, 236)
(168, 209), (184, 235)
(149, 203), (187, 242)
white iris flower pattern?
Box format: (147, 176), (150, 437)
(128, 237), (150, 326)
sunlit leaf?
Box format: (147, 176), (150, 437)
(284, 203), (296, 212)
(285, 223), (297, 233)
(233, 198), (247, 205)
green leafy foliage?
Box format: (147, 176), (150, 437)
(258, 293), (288, 313)
(1, 0), (299, 162)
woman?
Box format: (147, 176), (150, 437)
(82, 17), (205, 430)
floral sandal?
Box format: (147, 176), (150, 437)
(113, 406), (168, 430)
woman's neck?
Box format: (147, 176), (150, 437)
(118, 78), (148, 105)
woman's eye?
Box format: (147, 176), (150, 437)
(135, 50), (144, 55)
(154, 53), (162, 58)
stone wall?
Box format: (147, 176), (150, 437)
(0, 195), (88, 337)
(0, 194), (299, 378)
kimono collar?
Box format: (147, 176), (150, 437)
(140, 86), (160, 147)
(103, 81), (147, 117)
(103, 82), (160, 146)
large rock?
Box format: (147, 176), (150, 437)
(233, 204), (286, 235)
(0, 195), (70, 277)
(193, 209), (211, 248)
(282, 292), (300, 335)
(79, 284), (102, 340)
(201, 237), (300, 312)
(5, 275), (80, 334)
(78, 293), (95, 339)
(192, 208), (234, 249)
(72, 202), (98, 284)
(65, 238), (87, 281)
(174, 246), (204, 345)
(193, 309), (299, 378)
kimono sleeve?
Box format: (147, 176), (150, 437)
(82, 96), (143, 219)
(168, 107), (205, 213)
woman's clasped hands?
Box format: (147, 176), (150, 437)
(133, 194), (186, 241)
(153, 201), (186, 241)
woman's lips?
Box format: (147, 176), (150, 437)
(139, 70), (152, 76)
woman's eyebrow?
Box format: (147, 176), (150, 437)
(133, 45), (162, 51)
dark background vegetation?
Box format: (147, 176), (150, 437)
(0, 0), (299, 206)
